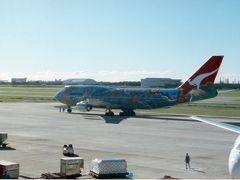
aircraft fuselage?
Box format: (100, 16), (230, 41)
(55, 85), (181, 111)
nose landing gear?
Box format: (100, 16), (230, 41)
(67, 107), (72, 113)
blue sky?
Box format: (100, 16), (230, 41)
(0, 0), (240, 82)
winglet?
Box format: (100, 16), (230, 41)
(179, 56), (224, 96)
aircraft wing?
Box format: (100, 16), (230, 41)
(191, 116), (240, 134)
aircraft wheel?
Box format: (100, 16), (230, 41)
(120, 111), (128, 116)
(120, 110), (135, 116)
(130, 111), (136, 116)
(67, 108), (72, 113)
(86, 105), (92, 111)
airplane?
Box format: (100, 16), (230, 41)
(54, 55), (223, 116)
(191, 116), (240, 179)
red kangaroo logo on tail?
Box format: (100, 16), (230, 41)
(179, 56), (223, 97)
(187, 68), (219, 89)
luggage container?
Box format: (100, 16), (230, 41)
(0, 133), (8, 147)
(0, 160), (19, 179)
(90, 158), (128, 178)
(60, 157), (84, 177)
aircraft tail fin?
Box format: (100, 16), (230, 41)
(178, 56), (224, 96)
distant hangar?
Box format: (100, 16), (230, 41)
(11, 78), (27, 84)
(63, 79), (98, 85)
(141, 78), (181, 88)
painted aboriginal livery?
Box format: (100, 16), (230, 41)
(54, 56), (223, 116)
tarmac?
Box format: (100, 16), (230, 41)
(0, 102), (239, 179)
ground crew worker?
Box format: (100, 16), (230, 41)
(185, 153), (190, 169)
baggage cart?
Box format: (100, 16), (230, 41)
(89, 158), (128, 178)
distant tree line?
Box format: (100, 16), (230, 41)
(214, 83), (240, 89)
(1, 80), (239, 89)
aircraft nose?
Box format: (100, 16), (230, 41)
(229, 149), (240, 179)
(54, 92), (61, 101)
(54, 89), (64, 102)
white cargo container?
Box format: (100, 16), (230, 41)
(90, 158), (127, 178)
(60, 157), (84, 177)
(0, 160), (19, 179)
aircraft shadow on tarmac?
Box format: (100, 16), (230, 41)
(0, 146), (16, 151)
(70, 112), (126, 124)
(69, 112), (195, 124)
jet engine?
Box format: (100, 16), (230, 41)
(229, 135), (240, 179)
(76, 101), (92, 111)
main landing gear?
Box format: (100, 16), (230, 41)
(119, 110), (136, 116)
(67, 107), (72, 113)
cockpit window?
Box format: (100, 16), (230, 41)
(69, 86), (84, 96)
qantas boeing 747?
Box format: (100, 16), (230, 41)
(54, 56), (224, 116)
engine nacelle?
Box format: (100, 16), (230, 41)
(229, 135), (240, 179)
(76, 101), (92, 111)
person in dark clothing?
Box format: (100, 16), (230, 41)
(185, 153), (191, 169)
